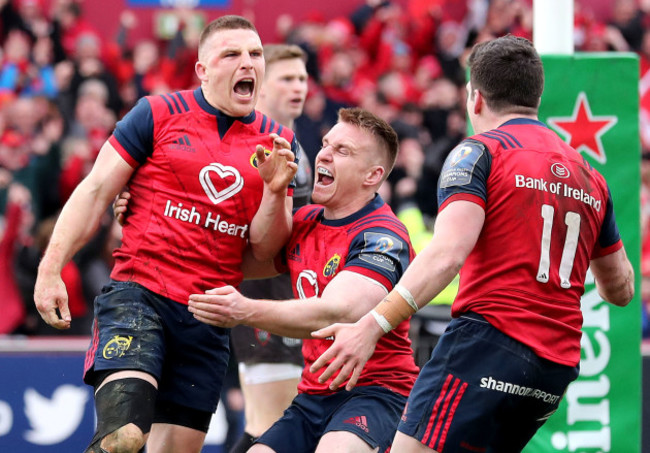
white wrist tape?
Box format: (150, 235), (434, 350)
(395, 284), (418, 312)
(370, 309), (393, 334)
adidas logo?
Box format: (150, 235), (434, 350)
(288, 243), (301, 261)
(343, 415), (369, 433)
(170, 134), (196, 152)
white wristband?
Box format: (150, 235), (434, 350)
(395, 284), (418, 312)
(370, 309), (393, 334)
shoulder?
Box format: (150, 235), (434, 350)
(252, 111), (295, 141)
(293, 204), (323, 222)
(146, 90), (194, 116)
(353, 205), (410, 239)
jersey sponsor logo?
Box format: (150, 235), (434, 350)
(163, 200), (250, 237)
(102, 335), (133, 359)
(440, 143), (483, 188)
(159, 163), (249, 237)
(200, 163), (244, 204)
(249, 148), (272, 168)
(323, 254), (341, 277)
(479, 376), (561, 404)
(514, 174), (602, 211)
(296, 270), (319, 298)
(343, 415), (369, 433)
(551, 162), (570, 179)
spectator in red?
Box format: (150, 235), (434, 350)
(0, 182), (30, 334)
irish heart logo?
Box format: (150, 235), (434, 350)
(199, 163), (244, 204)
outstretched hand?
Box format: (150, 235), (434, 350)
(256, 133), (297, 193)
(310, 315), (384, 391)
(188, 286), (250, 328)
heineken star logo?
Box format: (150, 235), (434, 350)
(547, 92), (617, 164)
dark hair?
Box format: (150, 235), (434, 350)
(338, 107), (399, 178)
(467, 35), (544, 115)
(199, 15), (258, 52)
(263, 43), (307, 66)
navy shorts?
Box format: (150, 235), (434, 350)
(398, 312), (579, 453)
(83, 280), (230, 414)
(256, 386), (407, 453)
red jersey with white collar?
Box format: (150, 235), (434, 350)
(438, 119), (623, 366)
(280, 196), (420, 396)
(109, 88), (297, 304)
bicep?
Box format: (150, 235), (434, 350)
(82, 141), (135, 206)
(431, 200), (485, 259)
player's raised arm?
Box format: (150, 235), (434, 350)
(249, 133), (297, 262)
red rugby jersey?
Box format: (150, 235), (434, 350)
(438, 118), (623, 366)
(281, 196), (420, 396)
(109, 88), (297, 303)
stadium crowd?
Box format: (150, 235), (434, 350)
(0, 0), (649, 338)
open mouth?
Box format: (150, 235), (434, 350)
(317, 166), (334, 185)
(234, 78), (254, 97)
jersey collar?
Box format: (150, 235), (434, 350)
(194, 87), (256, 138)
(193, 87), (256, 124)
(499, 118), (547, 128)
(320, 194), (385, 227)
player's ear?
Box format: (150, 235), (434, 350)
(366, 165), (385, 186)
(195, 61), (208, 82)
(473, 89), (484, 114)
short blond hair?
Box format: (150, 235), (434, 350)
(263, 44), (307, 66)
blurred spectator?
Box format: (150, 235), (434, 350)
(51, 0), (101, 60)
(68, 29), (122, 116)
(421, 76), (462, 139)
(641, 151), (650, 337)
(0, 182), (30, 334)
(608, 0), (650, 52)
(0, 32), (57, 99)
(384, 123), (425, 212)
(1, 96), (64, 220)
(640, 28), (650, 152)
(14, 212), (91, 335)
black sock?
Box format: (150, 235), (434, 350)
(229, 431), (257, 453)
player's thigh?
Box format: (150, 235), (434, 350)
(240, 376), (300, 432)
(240, 376), (299, 409)
(392, 431), (438, 453)
(316, 431), (378, 453)
(249, 444), (277, 453)
(147, 423), (206, 453)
